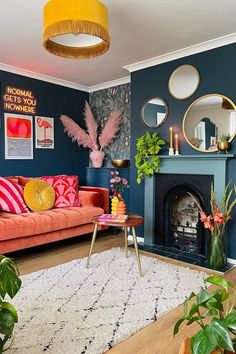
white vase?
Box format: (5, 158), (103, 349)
(90, 150), (105, 168)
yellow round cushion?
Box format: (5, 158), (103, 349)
(24, 180), (55, 212)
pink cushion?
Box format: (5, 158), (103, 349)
(0, 177), (28, 214)
(41, 175), (80, 208)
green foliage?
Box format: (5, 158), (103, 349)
(135, 132), (165, 184)
(174, 275), (236, 354)
(0, 255), (21, 353)
(219, 134), (230, 142)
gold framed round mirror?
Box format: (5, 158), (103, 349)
(141, 96), (168, 128)
(183, 94), (236, 152)
(168, 64), (200, 99)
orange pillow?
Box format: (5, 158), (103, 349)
(24, 180), (55, 212)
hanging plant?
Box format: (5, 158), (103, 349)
(135, 132), (165, 184)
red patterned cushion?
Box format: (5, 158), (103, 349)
(0, 177), (28, 214)
(41, 175), (80, 208)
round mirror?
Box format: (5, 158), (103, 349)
(169, 64), (200, 99)
(183, 94), (236, 152)
(141, 96), (168, 128)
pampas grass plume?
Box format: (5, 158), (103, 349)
(99, 111), (122, 148)
(60, 115), (93, 149)
(84, 101), (98, 151)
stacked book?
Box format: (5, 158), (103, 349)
(98, 214), (128, 223)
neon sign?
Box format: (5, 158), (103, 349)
(3, 86), (37, 114)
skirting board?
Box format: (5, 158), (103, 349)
(127, 235), (236, 265)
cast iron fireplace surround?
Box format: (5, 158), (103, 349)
(154, 173), (213, 257)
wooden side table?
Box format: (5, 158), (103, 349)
(86, 214), (144, 276)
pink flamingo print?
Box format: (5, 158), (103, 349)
(37, 118), (52, 142)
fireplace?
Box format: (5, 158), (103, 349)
(154, 174), (213, 257)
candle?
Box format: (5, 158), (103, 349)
(170, 127), (173, 149)
(175, 134), (179, 152)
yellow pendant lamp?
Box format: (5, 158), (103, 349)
(43, 0), (110, 59)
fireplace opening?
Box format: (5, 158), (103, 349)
(154, 174), (213, 257)
(168, 187), (203, 254)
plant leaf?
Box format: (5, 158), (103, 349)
(0, 258), (21, 299)
(224, 311), (236, 331)
(192, 330), (217, 354)
(196, 289), (212, 305)
(207, 318), (235, 351)
(173, 318), (186, 336)
(206, 276), (234, 290)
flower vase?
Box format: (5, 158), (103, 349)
(111, 196), (119, 215)
(90, 150), (105, 168)
(209, 234), (226, 269)
(116, 200), (127, 215)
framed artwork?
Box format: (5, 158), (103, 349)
(35, 116), (54, 149)
(4, 113), (33, 159)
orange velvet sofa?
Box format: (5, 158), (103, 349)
(0, 185), (109, 254)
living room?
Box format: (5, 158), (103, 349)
(1, 1), (236, 353)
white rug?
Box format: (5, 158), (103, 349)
(11, 248), (208, 354)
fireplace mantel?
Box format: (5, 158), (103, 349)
(144, 154), (234, 246)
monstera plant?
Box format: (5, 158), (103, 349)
(0, 255), (21, 353)
(135, 132), (165, 184)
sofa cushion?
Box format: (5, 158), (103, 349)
(18, 176), (40, 186)
(24, 180), (56, 212)
(41, 175), (80, 208)
(0, 177), (28, 214)
(0, 206), (103, 241)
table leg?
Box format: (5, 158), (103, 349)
(132, 226), (143, 277)
(86, 223), (98, 268)
(124, 227), (128, 258)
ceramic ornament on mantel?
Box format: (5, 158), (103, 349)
(60, 101), (122, 167)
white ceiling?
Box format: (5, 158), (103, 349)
(0, 0), (236, 90)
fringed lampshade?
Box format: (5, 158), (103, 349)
(43, 0), (110, 59)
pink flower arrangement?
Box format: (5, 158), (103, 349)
(110, 170), (129, 200)
(194, 183), (236, 238)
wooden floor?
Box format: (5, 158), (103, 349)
(11, 231), (236, 354)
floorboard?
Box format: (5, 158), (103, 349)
(9, 230), (236, 354)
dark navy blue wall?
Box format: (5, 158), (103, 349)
(0, 70), (89, 184)
(130, 43), (236, 258)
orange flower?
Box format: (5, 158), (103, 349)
(200, 212), (207, 222)
(213, 212), (225, 225)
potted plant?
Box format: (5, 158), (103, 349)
(0, 255), (21, 353)
(174, 275), (236, 354)
(217, 134), (231, 153)
(110, 170), (129, 214)
(135, 132), (165, 184)
(61, 101), (122, 167)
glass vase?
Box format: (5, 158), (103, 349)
(209, 234), (226, 269)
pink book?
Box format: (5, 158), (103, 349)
(98, 214), (128, 223)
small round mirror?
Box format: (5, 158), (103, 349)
(183, 94), (236, 152)
(169, 64), (200, 99)
(141, 97), (168, 128)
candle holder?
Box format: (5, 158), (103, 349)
(169, 147), (174, 156)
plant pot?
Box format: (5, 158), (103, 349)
(90, 150), (105, 168)
(179, 338), (228, 354)
(217, 141), (230, 153)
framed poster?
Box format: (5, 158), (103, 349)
(35, 116), (54, 149)
(4, 113), (33, 159)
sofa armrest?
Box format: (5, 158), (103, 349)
(79, 191), (101, 208)
(79, 186), (109, 213)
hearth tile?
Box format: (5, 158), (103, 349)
(167, 254), (198, 265)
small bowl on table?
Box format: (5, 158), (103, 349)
(111, 159), (130, 168)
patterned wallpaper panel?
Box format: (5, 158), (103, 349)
(89, 83), (131, 167)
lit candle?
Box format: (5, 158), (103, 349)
(170, 127), (173, 149)
(175, 134), (179, 152)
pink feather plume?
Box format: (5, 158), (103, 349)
(84, 101), (98, 151)
(60, 115), (93, 149)
(99, 111), (122, 148)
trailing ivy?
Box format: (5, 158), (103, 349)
(135, 132), (165, 184)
